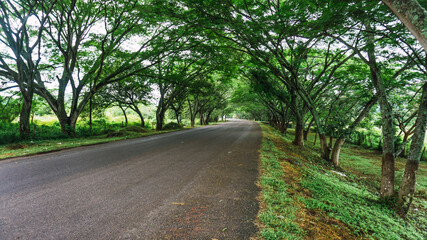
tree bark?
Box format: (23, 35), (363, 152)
(328, 135), (333, 149)
(366, 23), (396, 198)
(293, 120), (304, 146)
(398, 83), (427, 216)
(19, 92), (33, 138)
(188, 99), (197, 127)
(119, 105), (128, 127)
(134, 108), (145, 128)
(58, 115), (77, 137)
(331, 137), (346, 166)
(303, 118), (314, 140)
(381, 0), (427, 52)
(156, 109), (165, 131)
(314, 132), (317, 145)
(319, 133), (330, 161)
(380, 152), (396, 198)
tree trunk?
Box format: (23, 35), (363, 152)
(138, 113), (145, 128)
(58, 116), (77, 137)
(134, 108), (145, 128)
(280, 108), (289, 133)
(205, 110), (213, 125)
(156, 110), (165, 131)
(398, 83), (427, 216)
(319, 133), (330, 161)
(293, 121), (304, 146)
(398, 160), (418, 217)
(19, 92), (33, 138)
(380, 152), (395, 198)
(119, 106), (128, 127)
(331, 96), (377, 166)
(303, 118), (314, 140)
(199, 113), (204, 125)
(89, 89), (93, 134)
(381, 0), (427, 52)
(422, 147), (426, 161)
(401, 134), (409, 157)
(314, 132), (317, 145)
(366, 24), (396, 198)
(176, 114), (181, 124)
(331, 137), (346, 166)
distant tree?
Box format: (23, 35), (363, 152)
(0, 93), (21, 123)
(98, 77), (151, 128)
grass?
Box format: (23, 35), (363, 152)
(0, 119), (225, 160)
(0, 127), (185, 160)
(257, 130), (305, 239)
(256, 123), (426, 240)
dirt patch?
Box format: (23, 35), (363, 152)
(299, 209), (365, 240)
(6, 143), (26, 150)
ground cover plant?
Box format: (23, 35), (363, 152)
(257, 123), (426, 239)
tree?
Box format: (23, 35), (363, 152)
(398, 82), (427, 216)
(380, 0), (427, 214)
(0, 0), (55, 137)
(150, 37), (229, 130)
(381, 0), (427, 52)
(34, 0), (173, 136)
(97, 77), (151, 128)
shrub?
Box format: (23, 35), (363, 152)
(123, 126), (147, 133)
(162, 122), (183, 130)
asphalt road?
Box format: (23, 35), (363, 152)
(0, 120), (261, 240)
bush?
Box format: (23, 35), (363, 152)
(106, 125), (148, 138)
(123, 126), (147, 133)
(162, 122), (183, 130)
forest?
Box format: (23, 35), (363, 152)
(1, 0), (426, 238)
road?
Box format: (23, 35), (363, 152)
(0, 120), (261, 240)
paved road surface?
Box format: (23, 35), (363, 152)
(0, 120), (261, 240)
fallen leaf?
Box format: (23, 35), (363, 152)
(172, 202), (185, 205)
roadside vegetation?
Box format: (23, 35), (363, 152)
(1, 0), (427, 237)
(0, 106), (224, 160)
(257, 124), (426, 240)
(0, 124), (185, 160)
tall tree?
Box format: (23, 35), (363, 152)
(35, 0), (172, 136)
(0, 0), (54, 137)
(381, 0), (427, 51)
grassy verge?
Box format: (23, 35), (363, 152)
(257, 126), (305, 239)
(257, 123), (426, 240)
(0, 127), (185, 160)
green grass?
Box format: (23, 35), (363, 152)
(257, 123), (426, 240)
(258, 125), (306, 240)
(300, 165), (423, 239)
(0, 128), (185, 160)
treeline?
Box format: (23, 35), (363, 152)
(0, 0), (233, 139)
(1, 0), (426, 217)
(173, 0), (426, 216)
